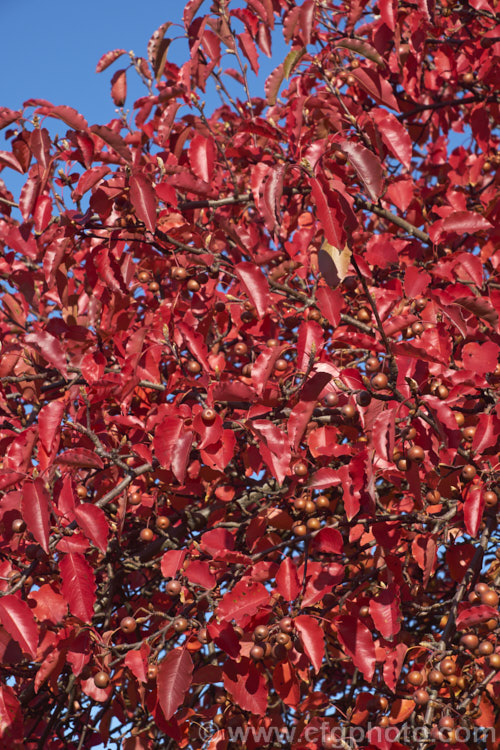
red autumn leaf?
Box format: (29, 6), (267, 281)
(110, 69), (127, 107)
(463, 485), (485, 538)
(223, 658), (268, 715)
(311, 527), (343, 555)
(369, 587), (401, 639)
(74, 503), (109, 554)
(129, 173), (157, 233)
(372, 108), (412, 170)
(124, 646), (149, 683)
(0, 596), (38, 659)
(60, 553), (96, 622)
(96, 48), (127, 73)
(234, 262), (270, 319)
(217, 579), (270, 625)
(161, 550), (187, 579)
(188, 133), (215, 183)
(315, 286), (344, 327)
(337, 614), (376, 681)
(338, 139), (384, 201)
(294, 614), (324, 673)
(56, 449), (104, 470)
(38, 399), (64, 454)
(275, 557), (301, 601)
(456, 604), (499, 630)
(157, 648), (193, 720)
(309, 176), (345, 248)
(21, 479), (50, 554)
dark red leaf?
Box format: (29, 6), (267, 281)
(74, 504), (109, 554)
(57, 449), (104, 470)
(129, 173), (156, 233)
(338, 140), (384, 201)
(0, 596), (38, 659)
(464, 485), (485, 538)
(275, 557), (301, 601)
(157, 648), (193, 720)
(294, 614), (324, 673)
(234, 262), (270, 319)
(110, 69), (127, 107)
(96, 49), (127, 73)
(188, 134), (215, 183)
(60, 553), (96, 622)
(217, 579), (270, 625)
(223, 658), (268, 715)
(21, 479), (50, 554)
(336, 614), (376, 681)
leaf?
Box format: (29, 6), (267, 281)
(124, 646), (149, 684)
(42, 105), (89, 132)
(60, 553), (96, 622)
(25, 331), (68, 377)
(275, 558), (301, 601)
(309, 177), (345, 248)
(161, 550), (187, 579)
(296, 319), (323, 371)
(0, 107), (22, 130)
(262, 164), (286, 230)
(207, 621), (240, 658)
(294, 615), (324, 673)
(217, 579), (270, 625)
(96, 48), (127, 73)
(265, 61), (285, 105)
(372, 409), (395, 462)
(57, 449), (104, 470)
(404, 266), (430, 298)
(333, 38), (385, 67)
(338, 140), (384, 201)
(383, 643), (407, 693)
(472, 413), (500, 453)
(73, 165), (110, 199)
(21, 479), (50, 554)
(0, 150), (24, 174)
(283, 47), (306, 78)
(464, 485), (485, 538)
(147, 23), (172, 80)
(456, 604), (499, 630)
(74, 504), (109, 553)
(336, 614), (376, 681)
(234, 262), (270, 318)
(38, 400), (64, 455)
(91, 125), (132, 163)
(315, 285), (344, 326)
(311, 527), (343, 554)
(372, 108), (412, 169)
(272, 660), (300, 707)
(129, 173), (156, 233)
(238, 30), (259, 75)
(350, 67), (400, 111)
(369, 587), (401, 639)
(157, 648), (193, 720)
(171, 430), (193, 484)
(223, 658), (267, 715)
(0, 596), (38, 658)
(318, 241), (352, 289)
(110, 69), (127, 107)
(189, 134), (215, 183)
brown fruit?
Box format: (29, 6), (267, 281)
(250, 645), (265, 660)
(397, 458), (409, 472)
(407, 670), (424, 686)
(149, 281), (160, 292)
(186, 279), (200, 292)
(454, 412), (465, 427)
(274, 358), (288, 371)
(214, 301), (225, 312)
(463, 71), (475, 84)
(484, 491), (498, 508)
(294, 497), (306, 510)
(76, 485), (88, 498)
(439, 715), (455, 730)
(359, 605), (370, 617)
(411, 321), (424, 335)
(276, 632), (291, 646)
(304, 499), (316, 514)
(120, 616), (137, 634)
(439, 658), (456, 675)
(462, 425), (476, 441)
(324, 392), (339, 407)
(341, 403), (356, 419)
(378, 716), (390, 729)
(315, 495), (331, 510)
(306, 517), (321, 530)
(357, 307), (371, 322)
(356, 390), (372, 407)
(479, 640), (494, 655)
(461, 464), (476, 481)
(174, 617), (189, 633)
(488, 653), (500, 670)
(213, 712), (225, 728)
(156, 515), (170, 531)
(413, 689), (429, 705)
(139, 528), (154, 542)
(366, 356), (380, 372)
(166, 580), (181, 596)
(293, 461), (308, 477)
(293, 523), (307, 537)
(129, 491), (141, 506)
(187, 360), (201, 374)
(308, 308), (322, 321)
(279, 617), (293, 633)
(415, 297), (427, 311)
(253, 625), (269, 642)
(201, 407), (217, 425)
(94, 671), (110, 689)
(436, 384), (449, 399)
(197, 627), (208, 644)
(11, 518), (26, 534)
(407, 445), (424, 462)
(372, 372), (388, 390)
(460, 633), (479, 650)
(172, 267), (188, 280)
(480, 589), (499, 607)
(234, 342), (248, 356)
(147, 664), (158, 680)
(138, 270), (150, 282)
(428, 669), (444, 686)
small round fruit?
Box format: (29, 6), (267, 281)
(308, 308), (322, 321)
(149, 281), (160, 292)
(462, 425), (476, 441)
(174, 617), (189, 633)
(475, 668), (486, 682)
(120, 616), (137, 634)
(293, 523), (307, 537)
(187, 360), (201, 374)
(11, 518), (26, 534)
(415, 298), (427, 311)
(253, 625), (269, 642)
(293, 461), (308, 477)
(304, 500), (316, 514)
(138, 270), (150, 283)
(412, 321), (424, 335)
(372, 372), (388, 390)
(357, 307), (371, 322)
(439, 715), (455, 730)
(187, 279), (200, 292)
(324, 392), (339, 407)
(306, 517), (321, 530)
(366, 357), (380, 372)
(454, 412), (465, 427)
(266, 338), (279, 347)
(378, 716), (390, 729)
(397, 458), (409, 472)
(276, 632), (291, 646)
(294, 497), (306, 510)
(413, 689), (429, 705)
(172, 267), (188, 280)
(480, 589), (499, 607)
(439, 658), (456, 676)
(478, 640), (494, 655)
(213, 712), (225, 728)
(460, 633), (479, 650)
(76, 485), (88, 498)
(166, 580), (181, 596)
(129, 491), (141, 506)
(341, 403), (356, 419)
(156, 515), (170, 531)
(214, 301), (225, 312)
(201, 407), (217, 425)
(275, 358), (288, 372)
(197, 628), (208, 644)
(359, 605), (370, 617)
(279, 617), (293, 633)
(147, 664), (158, 680)
(488, 653), (500, 670)
(272, 643), (287, 660)
(407, 445), (425, 462)
(484, 491), (498, 508)
(250, 645), (265, 660)
(315, 495), (330, 510)
(234, 342), (248, 356)
(94, 671), (110, 689)
(461, 464), (476, 481)
(139, 528), (154, 542)
(407, 670), (424, 686)
(428, 669), (444, 686)
(356, 391), (372, 407)
(437, 384), (449, 399)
